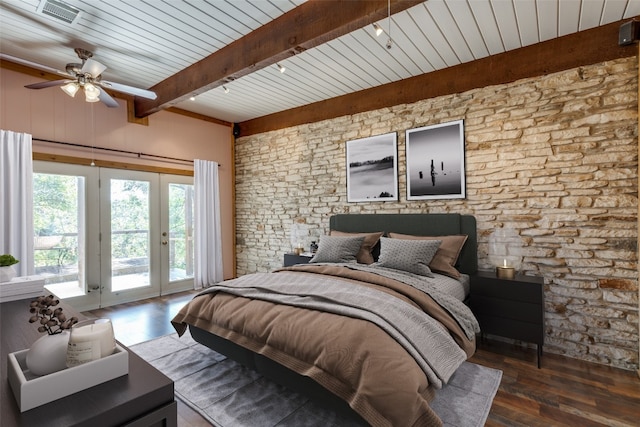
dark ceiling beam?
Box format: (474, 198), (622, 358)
(238, 17), (639, 137)
(133, 0), (424, 118)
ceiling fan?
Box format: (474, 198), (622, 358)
(5, 48), (157, 108)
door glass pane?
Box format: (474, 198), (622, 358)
(168, 183), (194, 281)
(111, 179), (150, 291)
(33, 173), (85, 298)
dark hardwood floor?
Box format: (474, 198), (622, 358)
(84, 290), (198, 347)
(85, 291), (640, 427)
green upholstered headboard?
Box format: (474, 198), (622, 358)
(329, 213), (477, 275)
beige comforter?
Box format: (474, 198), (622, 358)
(172, 264), (478, 427)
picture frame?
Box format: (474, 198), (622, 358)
(406, 120), (466, 200)
(346, 132), (398, 202)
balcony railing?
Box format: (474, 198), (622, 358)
(35, 229), (193, 281)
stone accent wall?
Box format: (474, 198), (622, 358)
(235, 58), (638, 370)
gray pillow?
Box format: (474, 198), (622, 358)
(376, 237), (441, 276)
(309, 235), (365, 263)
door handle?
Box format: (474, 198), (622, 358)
(88, 285), (100, 292)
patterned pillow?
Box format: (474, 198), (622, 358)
(329, 230), (384, 264)
(309, 235), (365, 263)
(388, 233), (468, 278)
(376, 237), (441, 276)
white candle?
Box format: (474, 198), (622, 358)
(66, 319), (115, 367)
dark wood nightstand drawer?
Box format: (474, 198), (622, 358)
(283, 253), (312, 267)
(474, 314), (543, 345)
(470, 294), (542, 325)
(471, 274), (543, 304)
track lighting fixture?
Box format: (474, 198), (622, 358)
(189, 95), (196, 101)
(372, 1), (393, 49)
(277, 63), (286, 73)
(386, 0), (392, 49)
(223, 85), (229, 93)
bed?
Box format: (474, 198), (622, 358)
(172, 213), (479, 427)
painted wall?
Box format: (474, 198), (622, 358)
(1, 67), (235, 280)
(234, 58), (639, 371)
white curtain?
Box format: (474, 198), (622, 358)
(194, 159), (223, 289)
(0, 130), (34, 276)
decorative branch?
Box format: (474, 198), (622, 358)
(29, 295), (78, 335)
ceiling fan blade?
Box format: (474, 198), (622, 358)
(98, 88), (119, 108)
(0, 53), (73, 78)
(82, 58), (107, 77)
(100, 80), (157, 100)
(25, 79), (71, 89)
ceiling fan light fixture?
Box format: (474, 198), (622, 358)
(277, 63), (286, 73)
(61, 81), (80, 97)
(84, 82), (101, 102)
(372, 23), (383, 36)
(85, 94), (100, 103)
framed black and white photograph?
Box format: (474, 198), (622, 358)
(406, 120), (466, 200)
(346, 132), (398, 202)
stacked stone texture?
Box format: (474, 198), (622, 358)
(235, 58), (638, 370)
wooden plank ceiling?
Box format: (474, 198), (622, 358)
(0, 0), (639, 136)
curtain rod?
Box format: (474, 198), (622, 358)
(32, 137), (211, 166)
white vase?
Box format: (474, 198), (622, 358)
(0, 265), (16, 282)
(26, 331), (70, 376)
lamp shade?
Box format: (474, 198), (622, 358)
(488, 228), (523, 270)
(84, 83), (101, 102)
(61, 82), (80, 97)
(289, 222), (309, 252)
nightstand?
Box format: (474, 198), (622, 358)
(283, 253), (313, 267)
(470, 270), (545, 368)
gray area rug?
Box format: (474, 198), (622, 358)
(129, 332), (502, 427)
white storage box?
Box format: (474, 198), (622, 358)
(8, 343), (129, 412)
(0, 276), (45, 303)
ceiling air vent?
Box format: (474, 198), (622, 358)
(37, 0), (82, 25)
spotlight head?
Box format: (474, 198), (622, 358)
(373, 23), (383, 36)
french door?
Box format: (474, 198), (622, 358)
(33, 161), (194, 311)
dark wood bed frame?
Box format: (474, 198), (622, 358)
(188, 213), (478, 421)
